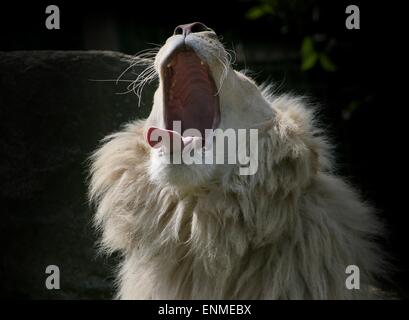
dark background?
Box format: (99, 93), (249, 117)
(1, 0), (408, 299)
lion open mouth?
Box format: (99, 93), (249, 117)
(147, 49), (220, 153)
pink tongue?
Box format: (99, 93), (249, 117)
(146, 127), (202, 153)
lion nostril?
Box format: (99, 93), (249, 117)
(190, 22), (209, 33)
(174, 26), (184, 35)
(173, 22), (211, 37)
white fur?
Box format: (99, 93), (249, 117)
(89, 29), (385, 299)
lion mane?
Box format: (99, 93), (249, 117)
(89, 92), (385, 299)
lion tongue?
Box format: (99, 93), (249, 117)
(146, 127), (202, 154)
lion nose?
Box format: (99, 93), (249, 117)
(173, 22), (210, 37)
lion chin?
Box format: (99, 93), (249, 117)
(89, 22), (386, 299)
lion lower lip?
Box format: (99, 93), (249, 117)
(162, 49), (220, 138)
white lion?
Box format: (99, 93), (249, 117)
(89, 22), (386, 299)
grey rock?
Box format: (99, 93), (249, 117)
(0, 51), (154, 299)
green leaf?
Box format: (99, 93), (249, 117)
(319, 53), (337, 72)
(301, 37), (315, 58)
(301, 51), (318, 71)
(300, 37), (318, 71)
(246, 6), (266, 20)
(245, 4), (274, 20)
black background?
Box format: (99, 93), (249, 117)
(1, 0), (408, 299)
